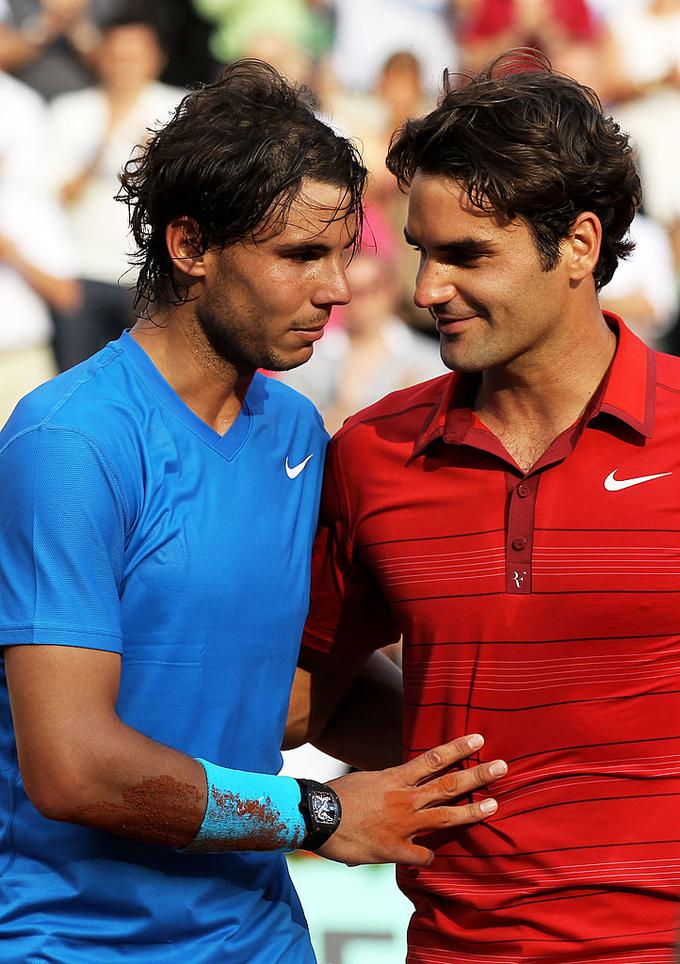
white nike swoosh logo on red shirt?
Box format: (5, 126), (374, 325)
(285, 454), (313, 479)
(603, 469), (672, 492)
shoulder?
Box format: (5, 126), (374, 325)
(1, 342), (147, 509)
(324, 373), (452, 491)
(4, 341), (128, 435)
(335, 373), (451, 445)
(255, 373), (326, 432)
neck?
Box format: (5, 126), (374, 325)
(476, 307), (616, 427)
(130, 307), (254, 434)
(473, 306), (616, 473)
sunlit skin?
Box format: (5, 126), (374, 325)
(132, 178), (355, 433)
(194, 182), (355, 374)
(405, 172), (616, 471)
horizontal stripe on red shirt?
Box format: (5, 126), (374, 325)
(302, 315), (680, 962)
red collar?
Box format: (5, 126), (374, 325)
(411, 313), (656, 460)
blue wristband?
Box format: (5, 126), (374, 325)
(179, 758), (306, 854)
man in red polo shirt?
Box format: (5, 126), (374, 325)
(291, 50), (680, 962)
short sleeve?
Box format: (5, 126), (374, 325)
(301, 437), (399, 657)
(0, 427), (126, 652)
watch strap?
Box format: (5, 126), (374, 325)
(295, 778), (342, 852)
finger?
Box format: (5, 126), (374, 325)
(398, 734), (485, 786)
(397, 844), (435, 868)
(348, 842), (434, 869)
(414, 759), (507, 808)
(416, 797), (499, 833)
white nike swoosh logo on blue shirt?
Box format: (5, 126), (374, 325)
(285, 454), (313, 479)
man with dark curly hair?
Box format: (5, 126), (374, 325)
(0, 60), (506, 962)
(295, 50), (680, 961)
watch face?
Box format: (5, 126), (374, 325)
(310, 789), (340, 827)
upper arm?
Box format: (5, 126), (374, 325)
(0, 427), (128, 811)
(284, 643), (373, 748)
(5, 644), (123, 815)
(0, 427), (126, 651)
(285, 647), (404, 768)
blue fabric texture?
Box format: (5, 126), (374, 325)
(0, 332), (327, 962)
(181, 759), (305, 853)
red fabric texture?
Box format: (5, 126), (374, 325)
(303, 315), (680, 961)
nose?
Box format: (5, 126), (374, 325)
(313, 262), (352, 309)
(413, 260), (457, 310)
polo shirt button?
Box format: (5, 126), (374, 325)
(512, 537), (526, 551)
(517, 483), (529, 497)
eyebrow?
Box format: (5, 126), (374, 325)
(276, 234), (357, 255)
(277, 242), (330, 254)
(403, 228), (494, 255)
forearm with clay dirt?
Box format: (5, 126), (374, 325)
(18, 712), (505, 863)
(17, 713), (306, 852)
(8, 645), (506, 862)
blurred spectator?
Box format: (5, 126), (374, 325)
(454, 0), (618, 97)
(47, 14), (183, 370)
(587, 0), (640, 14)
(0, 70), (78, 424)
(331, 0), (458, 94)
(379, 49), (428, 129)
(0, 0), (122, 99)
(599, 212), (679, 349)
(244, 31), (317, 89)
(606, 0), (680, 99)
(327, 53), (435, 333)
(193, 0), (331, 65)
(280, 246), (444, 433)
(605, 0), (680, 268)
(329, 50), (430, 196)
(455, 0), (599, 65)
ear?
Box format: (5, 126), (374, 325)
(165, 218), (207, 280)
(564, 211), (602, 282)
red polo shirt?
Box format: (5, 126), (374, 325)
(302, 315), (680, 963)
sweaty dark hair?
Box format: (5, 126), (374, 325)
(118, 60), (366, 310)
(386, 49), (641, 289)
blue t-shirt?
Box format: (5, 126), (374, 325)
(0, 332), (328, 962)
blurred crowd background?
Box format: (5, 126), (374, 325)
(2, 0), (680, 432)
(3, 4), (680, 957)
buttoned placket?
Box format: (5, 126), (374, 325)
(412, 316), (656, 600)
(505, 473), (539, 594)
(439, 414), (603, 597)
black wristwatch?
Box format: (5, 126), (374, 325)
(295, 779), (342, 852)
